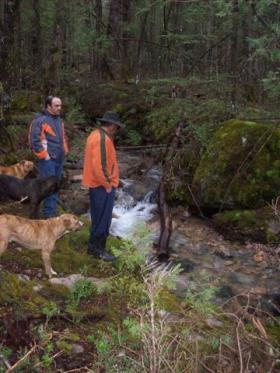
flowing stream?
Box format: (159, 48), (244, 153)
(109, 156), (280, 313)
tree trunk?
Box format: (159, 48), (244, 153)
(229, 0), (240, 107)
(155, 180), (173, 258)
(43, 1), (66, 94)
(0, 0), (21, 88)
(154, 122), (185, 257)
(136, 10), (148, 81)
(107, 0), (121, 56)
(31, 0), (42, 84)
(120, 0), (131, 82)
(94, 0), (102, 78)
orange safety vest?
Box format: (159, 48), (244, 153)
(82, 128), (119, 191)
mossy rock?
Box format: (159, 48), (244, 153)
(193, 119), (280, 209)
(40, 281), (71, 302)
(214, 206), (280, 243)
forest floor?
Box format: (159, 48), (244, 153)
(0, 123), (279, 372)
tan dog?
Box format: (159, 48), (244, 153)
(0, 160), (34, 179)
(0, 214), (83, 278)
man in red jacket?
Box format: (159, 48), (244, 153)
(82, 111), (124, 261)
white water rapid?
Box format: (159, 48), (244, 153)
(110, 180), (158, 240)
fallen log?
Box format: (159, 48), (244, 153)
(154, 122), (185, 257)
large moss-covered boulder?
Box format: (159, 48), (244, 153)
(214, 207), (280, 243)
(193, 119), (280, 209)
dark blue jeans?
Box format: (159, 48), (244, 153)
(37, 158), (63, 218)
(89, 186), (115, 241)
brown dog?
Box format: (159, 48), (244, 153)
(0, 160), (34, 179)
(0, 214), (83, 278)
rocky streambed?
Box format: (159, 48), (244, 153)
(63, 150), (280, 314)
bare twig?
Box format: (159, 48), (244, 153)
(32, 350), (64, 369)
(0, 354), (11, 369)
(186, 183), (204, 217)
(5, 344), (37, 373)
(0, 196), (28, 213)
(236, 320), (243, 373)
(245, 351), (251, 373)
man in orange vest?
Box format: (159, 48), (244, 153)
(82, 112), (124, 261)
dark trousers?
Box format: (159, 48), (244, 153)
(38, 158), (63, 218)
(89, 186), (115, 241)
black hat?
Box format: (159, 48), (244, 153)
(97, 111), (125, 128)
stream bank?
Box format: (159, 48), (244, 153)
(0, 148), (279, 372)
(63, 150), (280, 315)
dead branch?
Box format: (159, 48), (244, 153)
(154, 122), (185, 256)
(236, 320), (244, 373)
(187, 183), (204, 217)
(0, 196), (28, 213)
(155, 180), (173, 257)
(0, 355), (11, 370)
(5, 344), (37, 373)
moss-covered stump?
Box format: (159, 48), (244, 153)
(214, 206), (280, 243)
(193, 119), (280, 209)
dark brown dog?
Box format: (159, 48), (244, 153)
(0, 214), (83, 278)
(0, 174), (60, 218)
(0, 160), (34, 179)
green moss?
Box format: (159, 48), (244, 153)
(56, 340), (73, 354)
(214, 206), (280, 242)
(40, 282), (71, 302)
(167, 181), (190, 205)
(54, 232), (116, 278)
(156, 289), (183, 313)
(66, 221), (91, 249)
(266, 320), (280, 347)
(145, 101), (185, 140)
(0, 223), (119, 280)
(0, 247), (45, 271)
(193, 119), (280, 209)
(0, 271), (49, 319)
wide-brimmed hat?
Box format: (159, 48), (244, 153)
(97, 111), (125, 128)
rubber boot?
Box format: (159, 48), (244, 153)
(87, 235), (100, 256)
(88, 236), (115, 261)
(98, 237), (116, 262)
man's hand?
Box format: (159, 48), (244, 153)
(45, 154), (51, 161)
(106, 186), (112, 193)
